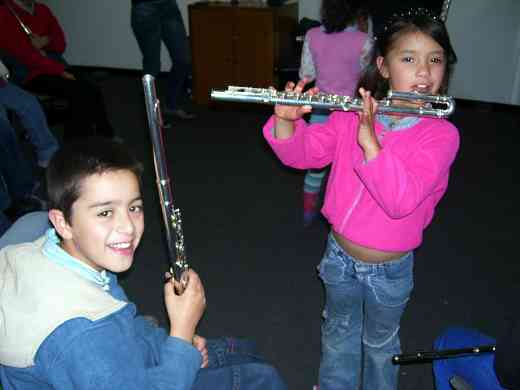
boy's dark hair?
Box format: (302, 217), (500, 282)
(46, 137), (143, 222)
(321, 0), (367, 33)
(357, 8), (458, 99)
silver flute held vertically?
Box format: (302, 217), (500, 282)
(211, 86), (455, 118)
(142, 75), (189, 286)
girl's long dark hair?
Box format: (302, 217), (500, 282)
(321, 0), (367, 33)
(357, 9), (458, 99)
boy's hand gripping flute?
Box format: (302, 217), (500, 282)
(142, 75), (189, 291)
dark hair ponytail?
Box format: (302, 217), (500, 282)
(321, 0), (366, 33)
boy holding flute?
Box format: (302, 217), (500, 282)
(0, 137), (286, 390)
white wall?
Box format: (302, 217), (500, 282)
(512, 27), (520, 104)
(446, 0), (520, 105)
(43, 0), (172, 70)
(298, 0), (319, 21)
(41, 0), (520, 105)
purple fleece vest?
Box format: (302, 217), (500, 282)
(307, 27), (368, 96)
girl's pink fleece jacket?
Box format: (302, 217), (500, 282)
(263, 112), (460, 252)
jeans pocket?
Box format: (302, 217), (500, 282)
(318, 247), (346, 285)
(321, 309), (348, 342)
(370, 256), (414, 307)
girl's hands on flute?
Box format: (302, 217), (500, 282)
(357, 87), (381, 161)
(273, 79), (318, 139)
(274, 79), (317, 120)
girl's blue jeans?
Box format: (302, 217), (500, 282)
(318, 233), (414, 390)
(433, 327), (505, 390)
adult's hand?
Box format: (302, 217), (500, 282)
(61, 71), (76, 80)
(30, 34), (50, 50)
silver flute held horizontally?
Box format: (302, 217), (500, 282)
(211, 86), (455, 118)
(142, 75), (189, 286)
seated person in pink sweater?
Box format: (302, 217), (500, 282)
(263, 8), (459, 390)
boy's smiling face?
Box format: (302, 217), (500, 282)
(51, 169), (144, 273)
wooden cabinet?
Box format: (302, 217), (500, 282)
(189, 1), (298, 105)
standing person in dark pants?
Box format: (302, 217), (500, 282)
(131, 0), (195, 120)
(0, 0), (115, 140)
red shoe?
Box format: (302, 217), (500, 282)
(303, 192), (320, 227)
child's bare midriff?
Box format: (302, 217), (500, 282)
(332, 230), (408, 263)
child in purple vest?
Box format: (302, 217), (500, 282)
(299, 0), (372, 226)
